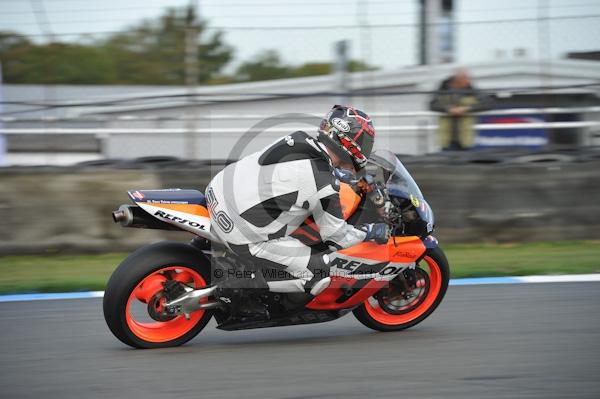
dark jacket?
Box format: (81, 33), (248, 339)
(429, 78), (493, 150)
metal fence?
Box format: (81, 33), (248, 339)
(2, 106), (599, 164)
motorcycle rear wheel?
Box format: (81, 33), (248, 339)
(103, 242), (214, 349)
(353, 246), (449, 332)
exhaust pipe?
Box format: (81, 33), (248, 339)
(111, 204), (181, 231)
(112, 205), (133, 226)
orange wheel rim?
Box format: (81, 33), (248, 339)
(364, 256), (443, 326)
(125, 266), (207, 343)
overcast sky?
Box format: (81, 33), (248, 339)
(1, 0), (599, 71)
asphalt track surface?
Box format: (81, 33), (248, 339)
(1, 282), (599, 399)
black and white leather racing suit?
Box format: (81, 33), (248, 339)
(206, 131), (368, 293)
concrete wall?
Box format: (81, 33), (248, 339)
(414, 161), (600, 243)
(0, 158), (599, 255)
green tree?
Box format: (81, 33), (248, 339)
(101, 7), (232, 84)
(235, 50), (293, 82)
(0, 34), (113, 84)
(292, 60), (377, 78)
(0, 6), (232, 85)
(292, 62), (331, 77)
(348, 60), (377, 72)
(233, 52), (379, 82)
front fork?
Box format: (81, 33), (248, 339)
(376, 235), (437, 301)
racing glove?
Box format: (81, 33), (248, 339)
(360, 223), (390, 244)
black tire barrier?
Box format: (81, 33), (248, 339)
(74, 159), (128, 168)
(507, 153), (575, 164)
(128, 156), (186, 169)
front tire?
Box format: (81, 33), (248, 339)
(353, 246), (450, 332)
(103, 242), (214, 349)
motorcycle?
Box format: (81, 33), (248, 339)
(103, 150), (450, 348)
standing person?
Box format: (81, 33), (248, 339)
(429, 69), (493, 150)
(0, 62), (6, 166)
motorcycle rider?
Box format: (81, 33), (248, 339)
(206, 105), (390, 303)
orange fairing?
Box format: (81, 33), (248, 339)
(152, 203), (209, 217)
(339, 183), (361, 220)
(307, 276), (388, 310)
(338, 236), (426, 263)
(307, 237), (427, 310)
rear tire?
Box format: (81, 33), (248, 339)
(103, 242), (214, 349)
(353, 246), (450, 332)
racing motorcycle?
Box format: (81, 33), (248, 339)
(103, 150), (450, 348)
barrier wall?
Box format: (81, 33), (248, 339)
(0, 156), (599, 254)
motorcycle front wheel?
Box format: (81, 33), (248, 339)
(353, 246), (450, 332)
(103, 242), (214, 349)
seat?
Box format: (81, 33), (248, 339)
(128, 189), (206, 206)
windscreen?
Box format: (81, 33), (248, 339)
(368, 150), (424, 200)
(368, 150), (435, 235)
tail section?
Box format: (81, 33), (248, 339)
(123, 189), (216, 241)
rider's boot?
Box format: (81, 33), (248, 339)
(262, 253), (331, 295)
(305, 276), (332, 296)
(304, 253), (332, 296)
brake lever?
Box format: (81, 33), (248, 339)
(369, 183), (388, 207)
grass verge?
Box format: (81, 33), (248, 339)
(0, 241), (598, 294)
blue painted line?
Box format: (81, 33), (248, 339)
(0, 291), (103, 303)
(0, 274), (599, 303)
(449, 276), (522, 286)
